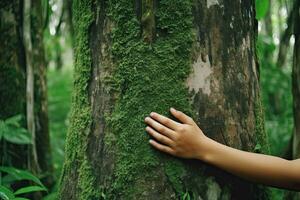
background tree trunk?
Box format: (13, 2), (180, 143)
(285, 1), (300, 199)
(59, 0), (271, 199)
(0, 0), (53, 195)
(0, 0), (28, 169)
(31, 0), (54, 188)
(292, 0), (300, 161)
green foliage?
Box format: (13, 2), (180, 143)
(0, 167), (45, 187)
(180, 190), (195, 200)
(0, 166), (47, 199)
(0, 115), (32, 145)
(14, 186), (47, 195)
(0, 185), (15, 200)
(255, 0), (269, 20)
(254, 143), (262, 152)
(45, 69), (73, 200)
(47, 69), (73, 178)
(257, 34), (293, 156)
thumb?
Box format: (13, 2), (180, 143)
(170, 107), (194, 125)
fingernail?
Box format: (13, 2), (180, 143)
(150, 112), (155, 117)
(170, 107), (176, 112)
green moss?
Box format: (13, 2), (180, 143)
(254, 95), (270, 154)
(253, 95), (274, 200)
(78, 158), (99, 199)
(59, 0), (96, 199)
(164, 159), (186, 193)
(105, 0), (195, 198)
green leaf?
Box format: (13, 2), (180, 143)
(0, 167), (45, 188)
(0, 185), (15, 200)
(255, 0), (269, 20)
(0, 120), (6, 140)
(42, 192), (57, 200)
(2, 128), (32, 145)
(0, 115), (32, 145)
(13, 198), (31, 200)
(254, 143), (262, 151)
(5, 115), (22, 127)
(14, 186), (47, 195)
(1, 174), (18, 185)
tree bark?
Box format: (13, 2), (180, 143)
(31, 0), (54, 188)
(59, 0), (271, 199)
(0, 0), (53, 194)
(285, 2), (300, 200)
(277, 1), (296, 68)
(0, 0), (28, 168)
(292, 0), (300, 162)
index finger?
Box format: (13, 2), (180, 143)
(149, 112), (181, 130)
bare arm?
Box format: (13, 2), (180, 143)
(144, 108), (300, 191)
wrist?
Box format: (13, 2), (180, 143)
(195, 135), (217, 162)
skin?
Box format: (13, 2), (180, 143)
(144, 107), (300, 191)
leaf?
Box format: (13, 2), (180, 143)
(0, 120), (7, 140)
(14, 186), (47, 195)
(255, 0), (269, 20)
(0, 167), (45, 188)
(0, 185), (15, 200)
(2, 128), (32, 145)
(254, 143), (262, 151)
(0, 115), (32, 145)
(42, 192), (58, 200)
(13, 198), (31, 200)
(5, 115), (22, 127)
(1, 174), (18, 185)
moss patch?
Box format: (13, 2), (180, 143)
(59, 0), (97, 199)
(254, 95), (270, 154)
(105, 0), (195, 197)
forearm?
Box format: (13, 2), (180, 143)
(144, 109), (300, 190)
(199, 137), (300, 190)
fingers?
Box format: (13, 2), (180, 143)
(149, 139), (175, 155)
(149, 112), (180, 130)
(170, 107), (194, 125)
(144, 117), (176, 139)
(146, 126), (173, 146)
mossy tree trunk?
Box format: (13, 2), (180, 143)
(59, 0), (270, 199)
(0, 0), (53, 192)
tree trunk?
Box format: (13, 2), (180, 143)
(59, 0), (271, 199)
(31, 0), (54, 188)
(0, 0), (53, 194)
(0, 0), (28, 169)
(285, 1), (300, 199)
(292, 0), (300, 160)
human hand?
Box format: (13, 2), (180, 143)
(144, 107), (209, 159)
